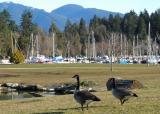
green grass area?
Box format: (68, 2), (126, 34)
(0, 64), (160, 114)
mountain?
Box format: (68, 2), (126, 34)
(0, 2), (54, 31)
(51, 4), (122, 24)
(0, 2), (123, 31)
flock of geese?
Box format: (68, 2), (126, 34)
(72, 74), (138, 111)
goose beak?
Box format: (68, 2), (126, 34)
(72, 74), (79, 78)
(72, 76), (75, 78)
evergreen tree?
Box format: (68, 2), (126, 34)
(49, 22), (64, 56)
(94, 25), (107, 42)
(150, 9), (160, 38)
(19, 10), (34, 56)
(64, 22), (81, 57)
(49, 22), (60, 34)
(137, 13), (147, 40)
(122, 10), (138, 39)
(108, 14), (114, 32)
(8, 20), (19, 32)
(112, 14), (122, 32)
(0, 10), (12, 57)
(89, 15), (100, 31)
(79, 18), (88, 56)
(140, 9), (150, 29)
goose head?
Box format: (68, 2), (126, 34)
(110, 78), (116, 89)
(106, 77), (116, 90)
(72, 74), (80, 91)
(72, 74), (79, 79)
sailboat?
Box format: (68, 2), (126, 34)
(27, 34), (48, 63)
(147, 22), (158, 65)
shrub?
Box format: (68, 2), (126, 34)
(10, 49), (25, 64)
(80, 80), (97, 87)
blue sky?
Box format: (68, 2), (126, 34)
(1, 0), (159, 14)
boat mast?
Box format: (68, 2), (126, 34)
(91, 31), (96, 58)
(137, 35), (139, 57)
(121, 33), (123, 57)
(36, 34), (39, 57)
(147, 22), (151, 66)
(31, 33), (34, 58)
(110, 33), (113, 73)
(52, 33), (55, 57)
(87, 33), (90, 59)
(11, 31), (14, 53)
(133, 36), (135, 58)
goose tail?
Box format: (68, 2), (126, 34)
(93, 96), (101, 101)
(133, 93), (138, 97)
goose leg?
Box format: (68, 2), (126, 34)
(81, 104), (84, 111)
(87, 104), (89, 110)
(122, 99), (128, 104)
(120, 99), (123, 105)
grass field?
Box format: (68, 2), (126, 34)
(0, 64), (160, 114)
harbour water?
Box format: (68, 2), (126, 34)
(0, 91), (55, 100)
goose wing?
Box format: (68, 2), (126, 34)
(76, 90), (100, 101)
(118, 88), (137, 96)
(117, 88), (131, 95)
(113, 88), (135, 99)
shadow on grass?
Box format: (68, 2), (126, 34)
(32, 105), (109, 114)
(33, 112), (64, 114)
(54, 105), (108, 111)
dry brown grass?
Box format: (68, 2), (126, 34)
(0, 64), (160, 114)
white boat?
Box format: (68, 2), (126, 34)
(0, 59), (11, 64)
(147, 56), (158, 64)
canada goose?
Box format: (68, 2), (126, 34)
(72, 74), (101, 111)
(109, 78), (138, 105)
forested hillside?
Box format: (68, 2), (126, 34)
(0, 7), (160, 59)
